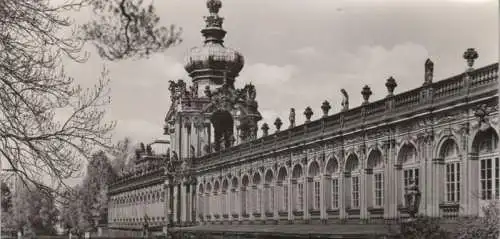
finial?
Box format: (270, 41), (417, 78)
(385, 77), (397, 97)
(202, 0), (226, 43)
(463, 48), (478, 70)
(207, 0), (222, 15)
(321, 100), (331, 117)
(424, 58), (434, 85)
(361, 85), (372, 105)
(304, 107), (313, 123)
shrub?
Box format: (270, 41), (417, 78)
(456, 201), (499, 239)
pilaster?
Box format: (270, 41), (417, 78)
(320, 175), (326, 221)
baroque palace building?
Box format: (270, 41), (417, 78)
(107, 0), (499, 237)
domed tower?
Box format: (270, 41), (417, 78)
(164, 0), (261, 159)
(184, 0), (244, 96)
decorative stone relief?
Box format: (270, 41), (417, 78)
(434, 110), (467, 125)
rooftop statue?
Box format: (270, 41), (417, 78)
(341, 89), (349, 111)
(289, 108), (295, 128)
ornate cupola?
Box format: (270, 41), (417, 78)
(184, 0), (244, 94)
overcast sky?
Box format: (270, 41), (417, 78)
(64, 0), (498, 147)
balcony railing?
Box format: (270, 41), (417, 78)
(195, 63), (498, 170)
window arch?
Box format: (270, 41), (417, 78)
(265, 170), (274, 184)
(308, 161), (321, 210)
(345, 154), (360, 172)
(367, 149), (384, 208)
(399, 143), (417, 165)
(241, 175), (249, 215)
(308, 161), (320, 177)
(277, 167), (288, 212)
(252, 172), (262, 213)
(222, 179), (229, 215)
(473, 128), (499, 200)
(292, 164), (303, 179)
(326, 157), (340, 209)
(440, 138), (460, 203)
(325, 157), (339, 175)
(230, 177), (238, 215)
(399, 143), (419, 194)
(345, 154), (360, 209)
(277, 167), (287, 182)
(264, 170), (274, 213)
(292, 164), (304, 211)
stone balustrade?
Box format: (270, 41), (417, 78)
(194, 63), (498, 171)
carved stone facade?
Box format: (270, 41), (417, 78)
(107, 0), (499, 237)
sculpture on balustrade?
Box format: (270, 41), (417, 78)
(341, 89), (349, 111)
(289, 108), (295, 128)
(146, 144), (153, 156)
(424, 59), (434, 85)
(404, 178), (421, 219)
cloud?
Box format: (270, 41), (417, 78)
(113, 119), (164, 143)
(238, 63), (298, 86)
(290, 46), (322, 58)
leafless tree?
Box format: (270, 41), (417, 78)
(0, 0), (181, 194)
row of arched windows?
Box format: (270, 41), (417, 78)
(195, 128), (499, 219)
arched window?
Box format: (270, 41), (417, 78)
(206, 183), (212, 218)
(241, 175), (249, 216)
(222, 179), (229, 216)
(308, 161), (321, 210)
(399, 143), (419, 192)
(440, 139), (460, 203)
(252, 173), (262, 214)
(345, 154), (360, 209)
(264, 170), (274, 213)
(325, 157), (339, 209)
(231, 177), (238, 215)
(292, 164), (304, 211)
(473, 128), (499, 200)
(213, 181), (220, 217)
(277, 167), (288, 212)
(198, 184), (204, 219)
(367, 150), (384, 208)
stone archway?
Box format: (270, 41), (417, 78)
(210, 110), (234, 151)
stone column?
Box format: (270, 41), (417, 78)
(338, 174), (346, 219)
(320, 174), (327, 222)
(394, 164), (402, 219)
(222, 190), (227, 220)
(173, 185), (179, 224)
(288, 178), (295, 222)
(273, 182), (279, 220)
(239, 187), (245, 222)
(191, 183), (196, 224)
(468, 153), (480, 216)
(433, 158), (445, 217)
(360, 168), (368, 220)
(205, 192), (210, 222)
(365, 169), (373, 215)
(304, 177), (312, 222)
(343, 172), (351, 220)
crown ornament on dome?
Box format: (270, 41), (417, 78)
(207, 0), (222, 14)
(183, 0), (245, 81)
